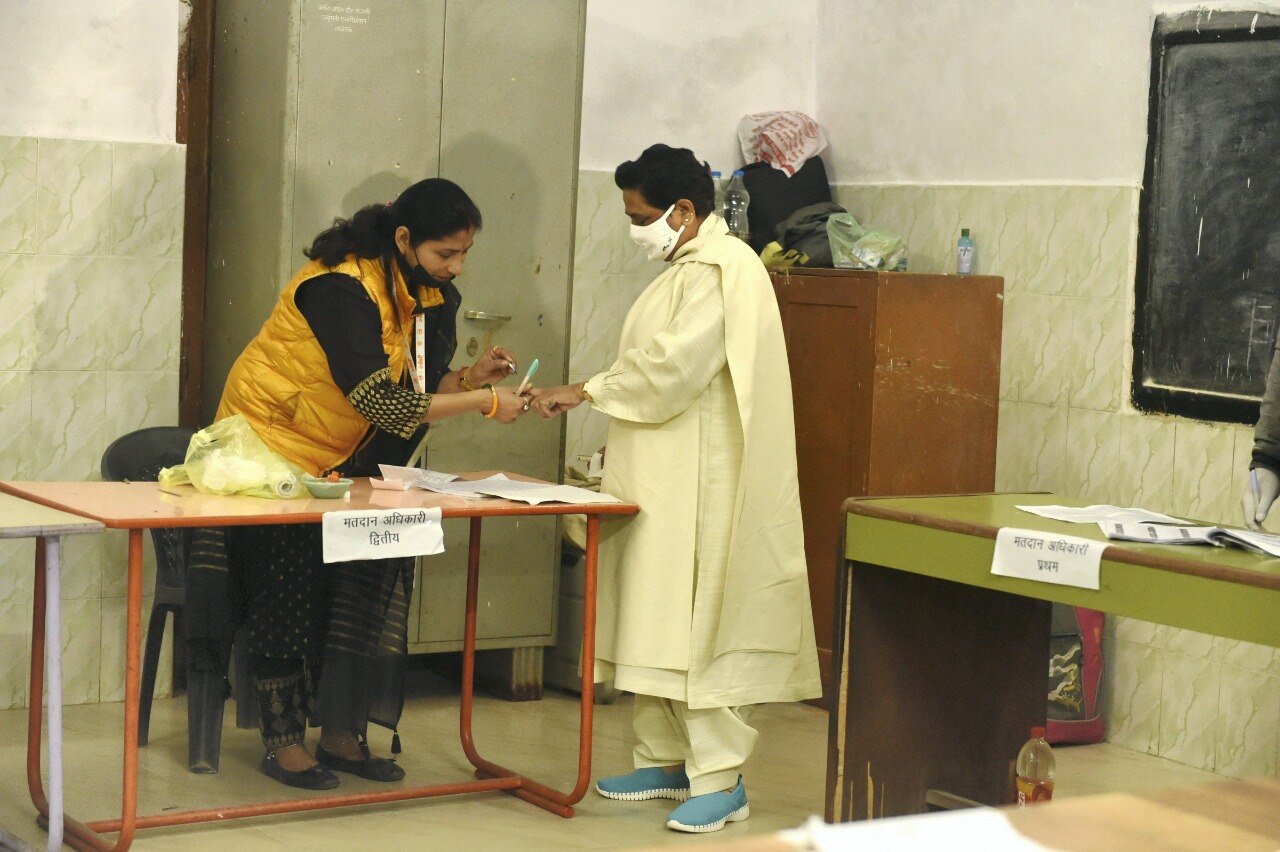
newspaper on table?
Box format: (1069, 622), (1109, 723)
(1100, 521), (1280, 558)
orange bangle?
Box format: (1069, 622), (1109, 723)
(483, 387), (499, 419)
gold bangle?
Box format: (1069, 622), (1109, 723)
(459, 367), (480, 392)
(581, 385), (594, 404)
(483, 387), (499, 419)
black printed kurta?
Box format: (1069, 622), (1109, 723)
(210, 266), (460, 737)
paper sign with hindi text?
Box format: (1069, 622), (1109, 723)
(990, 527), (1104, 590)
(322, 507), (445, 563)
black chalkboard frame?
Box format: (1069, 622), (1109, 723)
(1132, 11), (1280, 424)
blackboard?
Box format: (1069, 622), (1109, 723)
(1133, 12), (1280, 423)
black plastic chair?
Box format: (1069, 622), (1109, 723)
(100, 427), (233, 772)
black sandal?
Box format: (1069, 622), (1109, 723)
(260, 751), (340, 790)
(316, 737), (405, 782)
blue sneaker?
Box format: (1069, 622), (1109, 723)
(595, 766), (690, 801)
(665, 777), (749, 833)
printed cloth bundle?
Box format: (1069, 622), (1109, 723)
(736, 111), (827, 176)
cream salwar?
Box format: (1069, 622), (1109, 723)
(632, 694), (757, 796)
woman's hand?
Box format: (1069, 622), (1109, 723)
(486, 387), (530, 424)
(467, 346), (517, 387)
(527, 384), (586, 418)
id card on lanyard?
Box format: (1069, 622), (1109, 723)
(401, 312), (426, 394)
(410, 313), (426, 394)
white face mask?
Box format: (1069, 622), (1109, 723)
(629, 204), (685, 261)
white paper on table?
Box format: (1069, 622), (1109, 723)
(440, 475), (622, 505)
(322, 507), (444, 563)
(377, 464), (459, 486)
(1098, 521), (1219, 545)
(1016, 503), (1186, 525)
(377, 470), (623, 505)
(471, 482), (623, 505)
(1226, 528), (1280, 557)
(411, 473), (509, 496)
(991, 527), (1104, 590)
(1100, 521), (1280, 558)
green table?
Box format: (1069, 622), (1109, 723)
(827, 492), (1280, 823)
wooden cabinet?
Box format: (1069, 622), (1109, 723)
(771, 268), (1003, 704)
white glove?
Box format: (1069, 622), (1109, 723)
(1242, 467), (1280, 530)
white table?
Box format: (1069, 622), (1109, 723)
(0, 493), (104, 851)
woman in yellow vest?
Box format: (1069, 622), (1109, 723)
(217, 178), (527, 790)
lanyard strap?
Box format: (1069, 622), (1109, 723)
(400, 313), (426, 394)
(413, 313), (426, 394)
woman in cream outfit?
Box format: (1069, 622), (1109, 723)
(530, 144), (820, 834)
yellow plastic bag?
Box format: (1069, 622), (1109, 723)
(159, 414), (305, 499)
(759, 241), (808, 268)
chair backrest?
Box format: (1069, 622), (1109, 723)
(101, 427), (198, 600)
(101, 426), (197, 483)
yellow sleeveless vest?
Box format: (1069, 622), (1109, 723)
(216, 255), (427, 476)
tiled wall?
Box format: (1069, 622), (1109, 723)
(836, 182), (1278, 780)
(565, 170), (662, 466)
(0, 136), (184, 710)
(566, 170), (1280, 779)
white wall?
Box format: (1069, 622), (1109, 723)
(815, 0), (1153, 184)
(1156, 0), (1280, 12)
(0, 0), (179, 144)
(580, 0), (819, 173)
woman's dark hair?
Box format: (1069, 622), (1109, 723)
(305, 177), (482, 267)
(614, 144), (715, 217)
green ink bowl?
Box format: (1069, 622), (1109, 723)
(302, 476), (353, 499)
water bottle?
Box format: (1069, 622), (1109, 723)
(957, 227), (975, 274)
(1015, 726), (1055, 805)
(724, 170), (750, 242)
(710, 170), (724, 217)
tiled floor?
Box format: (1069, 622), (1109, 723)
(0, 667), (1218, 850)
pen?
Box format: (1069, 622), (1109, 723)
(516, 358), (540, 395)
(489, 347), (516, 374)
(1252, 469), (1261, 503)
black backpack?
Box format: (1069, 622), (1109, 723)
(740, 156), (832, 254)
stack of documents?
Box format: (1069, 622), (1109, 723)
(377, 465), (622, 505)
(1099, 522), (1280, 557)
(1015, 503), (1280, 558)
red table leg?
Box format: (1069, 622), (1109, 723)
(461, 515), (601, 817)
(29, 508), (616, 844)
